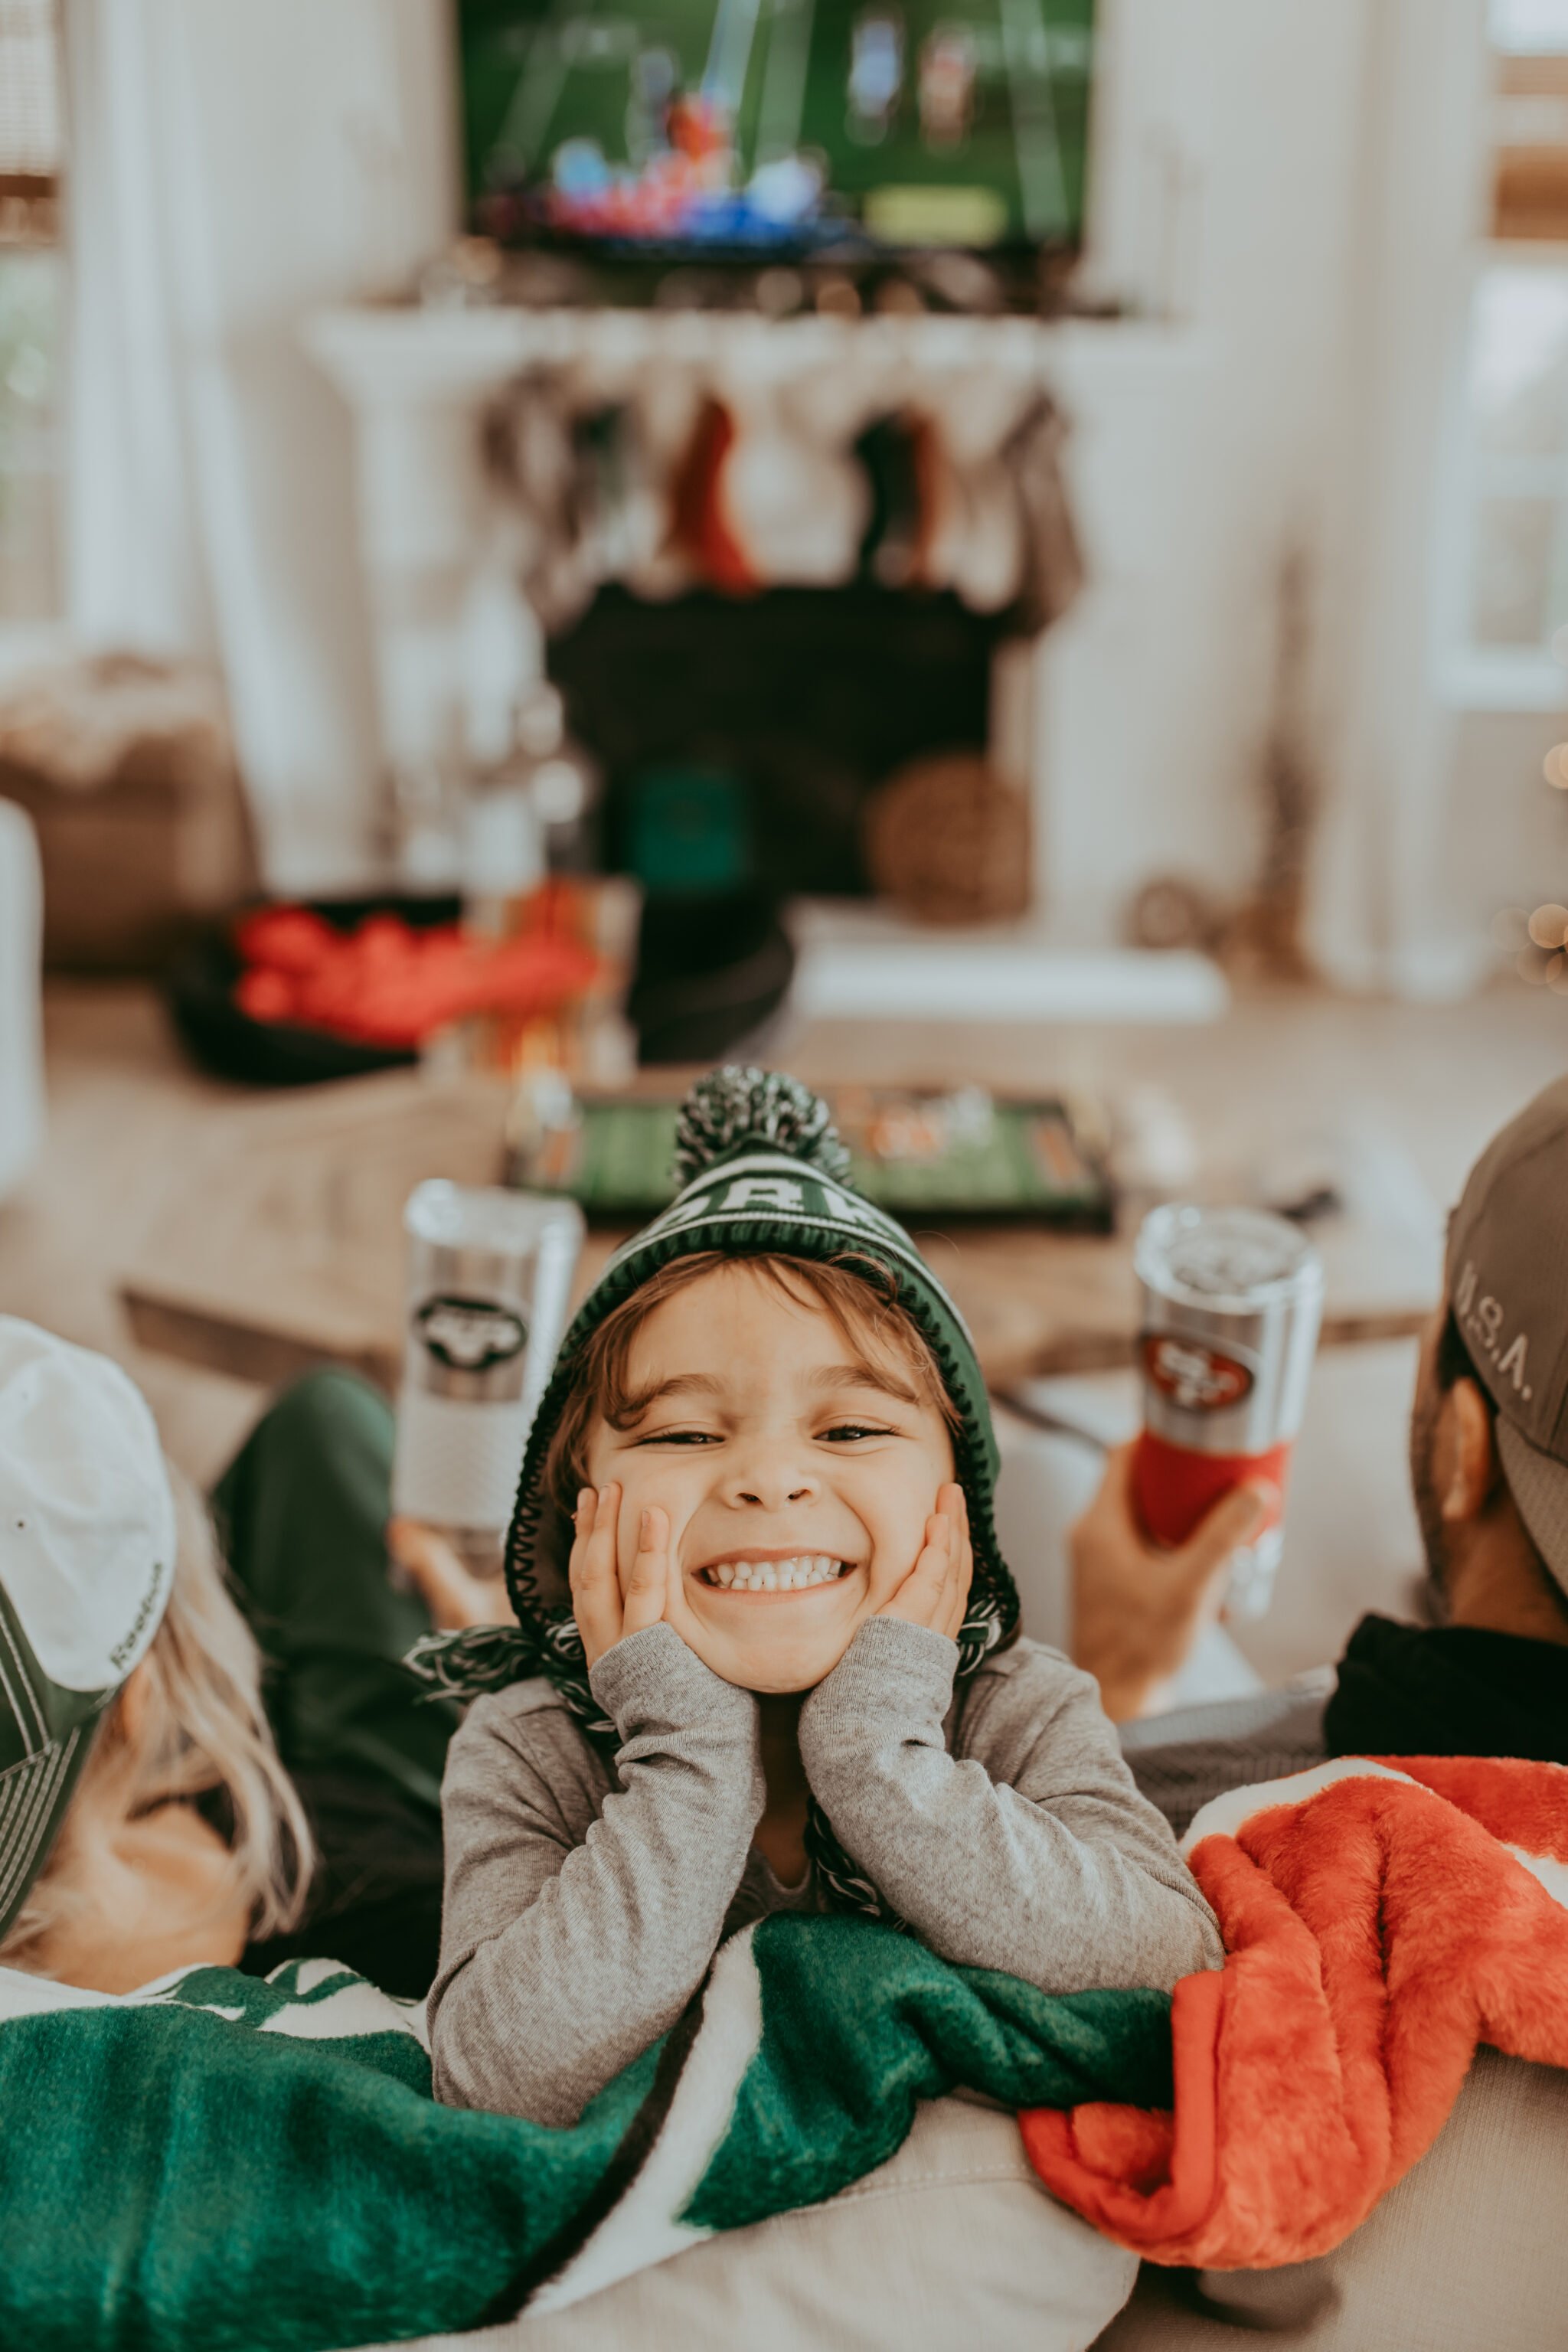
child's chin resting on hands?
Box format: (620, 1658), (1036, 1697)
(424, 1073), (1224, 2129)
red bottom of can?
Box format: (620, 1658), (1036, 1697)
(1132, 1429), (1294, 1550)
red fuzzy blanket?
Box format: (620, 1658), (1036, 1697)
(1021, 1756), (1568, 2268)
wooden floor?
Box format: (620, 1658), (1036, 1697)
(0, 986), (272, 1481)
(2, 977), (1564, 1681)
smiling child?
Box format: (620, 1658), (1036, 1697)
(423, 1071), (1221, 2126)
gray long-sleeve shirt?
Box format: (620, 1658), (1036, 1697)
(429, 1618), (1223, 2126)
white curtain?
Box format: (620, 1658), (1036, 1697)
(64, 0), (458, 890)
(1306, 0), (1494, 995)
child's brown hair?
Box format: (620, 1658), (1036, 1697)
(541, 1250), (961, 1526)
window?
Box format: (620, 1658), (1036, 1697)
(0, 0), (63, 630)
(1443, 6), (1568, 702)
(1456, 260), (1568, 683)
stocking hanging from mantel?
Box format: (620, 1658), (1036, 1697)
(485, 359), (1083, 635)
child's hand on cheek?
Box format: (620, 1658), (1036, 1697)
(875, 1482), (973, 1643)
(570, 1483), (674, 1668)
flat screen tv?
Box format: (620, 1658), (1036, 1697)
(458, 1), (1094, 260)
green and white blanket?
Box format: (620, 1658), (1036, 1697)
(0, 1917), (1168, 2352)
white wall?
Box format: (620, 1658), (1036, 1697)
(1447, 709), (1568, 942)
(1034, 0), (1371, 942)
(1037, 0), (1494, 988)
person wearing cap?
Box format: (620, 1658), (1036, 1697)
(1068, 1073), (1568, 1828)
(1073, 1087), (1568, 2352)
(0, 1318), (495, 1996)
(0, 1318), (312, 1986)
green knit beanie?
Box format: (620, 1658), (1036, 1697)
(408, 1068), (1021, 1918)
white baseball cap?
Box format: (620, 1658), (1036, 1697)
(0, 1318), (176, 1938)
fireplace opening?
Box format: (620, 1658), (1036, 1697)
(547, 583), (1011, 899)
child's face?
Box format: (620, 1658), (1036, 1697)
(582, 1263), (958, 1692)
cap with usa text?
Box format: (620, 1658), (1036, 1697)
(1446, 1075), (1568, 1596)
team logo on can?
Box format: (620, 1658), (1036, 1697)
(416, 1295), (528, 1374)
(1140, 1331), (1254, 1413)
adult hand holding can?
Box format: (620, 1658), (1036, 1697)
(1132, 1204), (1324, 1621)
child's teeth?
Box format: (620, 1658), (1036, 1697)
(703, 1557), (852, 1588)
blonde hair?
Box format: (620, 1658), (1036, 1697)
(0, 1467), (314, 1971)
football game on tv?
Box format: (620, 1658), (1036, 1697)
(459, 0), (1094, 258)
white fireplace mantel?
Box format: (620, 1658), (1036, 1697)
(304, 298), (1203, 403)
(303, 299), (1223, 1007)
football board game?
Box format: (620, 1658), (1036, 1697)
(459, 0), (1094, 253)
(511, 1087), (1112, 1224)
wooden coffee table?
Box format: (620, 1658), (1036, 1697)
(119, 1065), (1439, 1395)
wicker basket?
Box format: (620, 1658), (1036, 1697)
(0, 655), (256, 972)
(863, 753), (1031, 925)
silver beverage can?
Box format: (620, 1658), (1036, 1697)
(1132, 1204), (1325, 1619)
(390, 1181), (585, 1564)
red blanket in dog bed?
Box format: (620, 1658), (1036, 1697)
(1021, 1756), (1568, 2268)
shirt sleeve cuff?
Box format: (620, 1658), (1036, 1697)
(588, 1621), (753, 1743)
(801, 1614), (959, 1749)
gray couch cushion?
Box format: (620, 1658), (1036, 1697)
(364, 2095), (1136, 2352)
(358, 2049), (1566, 2352)
(1094, 2049), (1568, 2350)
